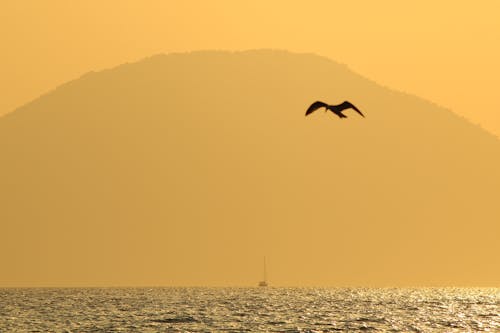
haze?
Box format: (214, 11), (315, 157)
(1, 2), (499, 288)
(1, 50), (499, 287)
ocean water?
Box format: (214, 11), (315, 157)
(0, 287), (498, 332)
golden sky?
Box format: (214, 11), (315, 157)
(2, 1), (499, 135)
(1, 1), (500, 287)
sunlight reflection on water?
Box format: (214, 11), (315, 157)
(0, 287), (498, 332)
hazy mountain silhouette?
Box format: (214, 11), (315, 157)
(1, 50), (499, 287)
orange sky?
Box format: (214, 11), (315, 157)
(2, 1), (499, 135)
(2, 1), (500, 288)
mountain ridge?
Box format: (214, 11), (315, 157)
(6, 49), (496, 141)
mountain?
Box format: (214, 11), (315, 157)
(1, 50), (499, 287)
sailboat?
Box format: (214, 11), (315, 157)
(258, 257), (268, 287)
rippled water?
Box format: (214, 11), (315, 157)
(0, 287), (498, 332)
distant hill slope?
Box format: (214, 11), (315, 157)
(1, 50), (499, 287)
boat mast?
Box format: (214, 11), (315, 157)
(258, 256), (268, 287)
(263, 256), (267, 283)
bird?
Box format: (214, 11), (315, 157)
(305, 101), (364, 119)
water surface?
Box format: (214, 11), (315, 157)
(0, 287), (498, 332)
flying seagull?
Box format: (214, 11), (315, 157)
(305, 101), (364, 118)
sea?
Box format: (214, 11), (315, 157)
(0, 287), (498, 332)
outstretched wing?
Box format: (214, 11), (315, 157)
(339, 101), (364, 117)
(305, 101), (328, 116)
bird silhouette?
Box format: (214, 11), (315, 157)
(305, 101), (364, 118)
